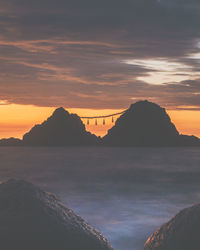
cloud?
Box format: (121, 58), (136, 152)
(0, 0), (200, 109)
(0, 76), (200, 109)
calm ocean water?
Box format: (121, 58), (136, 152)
(0, 147), (200, 250)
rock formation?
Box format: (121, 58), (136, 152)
(179, 134), (200, 146)
(144, 203), (200, 250)
(0, 101), (199, 147)
(23, 107), (99, 146)
(103, 100), (180, 146)
(0, 137), (22, 146)
(0, 179), (113, 250)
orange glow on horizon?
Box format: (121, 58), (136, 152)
(168, 110), (200, 138)
(0, 105), (55, 139)
(0, 104), (199, 139)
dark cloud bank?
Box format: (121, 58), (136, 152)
(0, 0), (200, 109)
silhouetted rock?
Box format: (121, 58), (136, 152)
(23, 107), (99, 146)
(144, 203), (200, 250)
(1, 101), (200, 147)
(0, 179), (114, 250)
(179, 134), (200, 146)
(103, 101), (180, 146)
(0, 137), (22, 146)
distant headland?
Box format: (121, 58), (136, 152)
(0, 100), (199, 147)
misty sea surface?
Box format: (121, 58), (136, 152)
(0, 147), (200, 250)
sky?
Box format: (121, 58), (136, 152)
(0, 0), (200, 138)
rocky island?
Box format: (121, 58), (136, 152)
(0, 101), (199, 147)
(22, 107), (99, 146)
(103, 101), (180, 146)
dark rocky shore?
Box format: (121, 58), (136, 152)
(0, 179), (113, 250)
(144, 203), (200, 250)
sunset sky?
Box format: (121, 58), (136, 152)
(0, 0), (200, 138)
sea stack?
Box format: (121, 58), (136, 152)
(144, 203), (200, 250)
(0, 179), (114, 250)
(23, 107), (99, 146)
(103, 100), (180, 146)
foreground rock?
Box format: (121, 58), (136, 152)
(0, 179), (113, 250)
(144, 203), (200, 250)
(23, 107), (99, 146)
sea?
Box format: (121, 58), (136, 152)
(0, 146), (200, 250)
